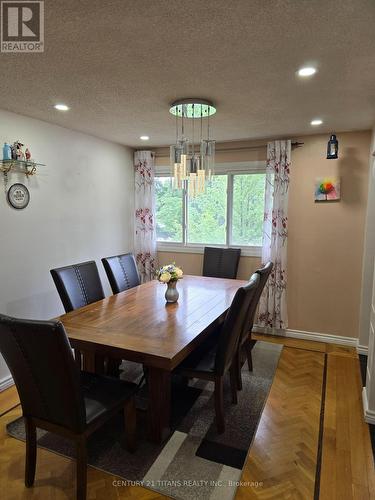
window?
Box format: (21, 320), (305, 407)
(155, 177), (183, 242)
(155, 163), (266, 256)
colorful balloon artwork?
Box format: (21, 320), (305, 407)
(315, 177), (341, 201)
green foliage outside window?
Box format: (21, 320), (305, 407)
(155, 177), (182, 242)
(232, 174), (265, 246)
(188, 175), (227, 245)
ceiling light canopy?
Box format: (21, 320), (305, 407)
(311, 119), (323, 126)
(54, 103), (69, 111)
(298, 67), (317, 77)
(169, 98), (216, 118)
(140, 135), (150, 141)
(169, 98), (216, 197)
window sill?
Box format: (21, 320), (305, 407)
(157, 242), (262, 258)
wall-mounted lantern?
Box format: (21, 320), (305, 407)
(327, 134), (339, 159)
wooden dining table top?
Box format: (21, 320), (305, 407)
(58, 275), (246, 371)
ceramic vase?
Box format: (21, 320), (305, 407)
(165, 281), (179, 303)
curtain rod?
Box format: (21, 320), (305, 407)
(152, 141), (304, 157)
(214, 141), (304, 153)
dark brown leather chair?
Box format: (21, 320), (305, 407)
(0, 314), (137, 500)
(202, 247), (241, 279)
(50, 261), (105, 369)
(101, 253), (141, 375)
(236, 261), (274, 389)
(50, 261), (105, 313)
(174, 273), (260, 433)
(101, 253), (140, 294)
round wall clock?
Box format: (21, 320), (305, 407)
(7, 183), (30, 209)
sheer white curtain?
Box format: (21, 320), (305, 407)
(258, 140), (291, 330)
(134, 151), (157, 282)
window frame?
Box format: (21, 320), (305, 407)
(155, 161), (266, 257)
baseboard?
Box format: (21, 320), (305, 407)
(356, 342), (368, 355)
(0, 375), (14, 392)
(253, 326), (358, 347)
(362, 387), (375, 425)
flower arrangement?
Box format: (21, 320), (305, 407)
(156, 263), (183, 284)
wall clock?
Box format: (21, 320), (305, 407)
(7, 183), (30, 209)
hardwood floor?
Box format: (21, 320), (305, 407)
(236, 346), (325, 500)
(319, 354), (375, 500)
(0, 385), (19, 416)
(0, 336), (373, 499)
(238, 334), (375, 500)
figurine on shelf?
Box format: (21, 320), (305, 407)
(25, 148), (31, 161)
(13, 141), (25, 161)
(2, 143), (12, 160)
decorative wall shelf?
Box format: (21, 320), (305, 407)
(0, 159), (46, 177)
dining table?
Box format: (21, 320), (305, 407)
(58, 275), (246, 443)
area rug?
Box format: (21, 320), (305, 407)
(7, 341), (282, 500)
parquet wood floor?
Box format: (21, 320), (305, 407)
(236, 347), (325, 500)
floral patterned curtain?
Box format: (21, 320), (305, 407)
(258, 140), (291, 330)
(134, 151), (157, 283)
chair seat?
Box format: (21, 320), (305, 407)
(81, 372), (137, 425)
(175, 343), (218, 378)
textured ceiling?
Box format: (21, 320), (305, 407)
(0, 0), (374, 147)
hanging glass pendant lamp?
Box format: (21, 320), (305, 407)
(169, 98), (216, 197)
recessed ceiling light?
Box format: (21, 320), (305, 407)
(298, 67), (317, 77)
(54, 103), (69, 111)
(311, 119), (323, 126)
(140, 135), (150, 141)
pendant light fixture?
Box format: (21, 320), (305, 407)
(327, 134), (339, 159)
(169, 98), (216, 197)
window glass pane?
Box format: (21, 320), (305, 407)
(231, 173), (265, 246)
(155, 177), (183, 242)
(187, 175), (227, 245)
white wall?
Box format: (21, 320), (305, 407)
(362, 259), (375, 424)
(358, 125), (375, 354)
(0, 109), (134, 389)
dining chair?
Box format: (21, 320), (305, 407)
(0, 314), (137, 500)
(236, 261), (274, 390)
(50, 261), (105, 313)
(174, 273), (260, 433)
(50, 260), (105, 369)
(101, 253), (142, 376)
(101, 253), (140, 294)
(202, 247), (241, 279)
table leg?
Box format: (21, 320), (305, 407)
(82, 351), (95, 372)
(82, 351), (105, 374)
(147, 366), (171, 443)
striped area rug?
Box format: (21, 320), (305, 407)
(7, 341), (282, 499)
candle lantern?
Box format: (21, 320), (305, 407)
(327, 134), (338, 159)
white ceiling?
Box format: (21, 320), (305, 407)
(0, 0), (374, 147)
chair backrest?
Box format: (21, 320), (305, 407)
(0, 314), (86, 432)
(202, 247), (241, 279)
(215, 273), (260, 375)
(239, 261), (274, 346)
(50, 261), (105, 313)
(101, 253), (140, 294)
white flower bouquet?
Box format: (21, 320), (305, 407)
(156, 263), (183, 284)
